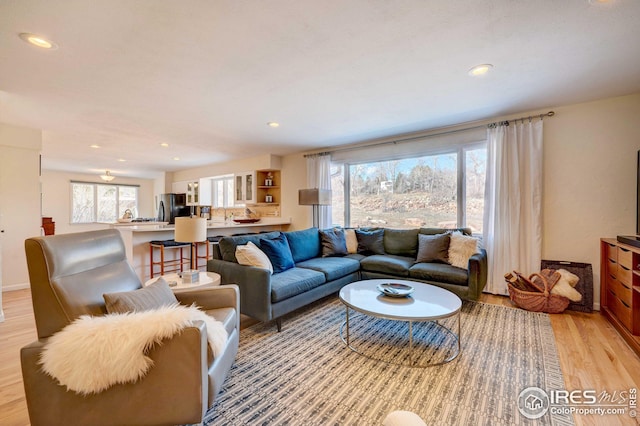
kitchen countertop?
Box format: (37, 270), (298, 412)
(110, 217), (291, 232)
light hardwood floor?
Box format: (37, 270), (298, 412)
(1, 289), (638, 425)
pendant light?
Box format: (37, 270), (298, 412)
(100, 171), (115, 182)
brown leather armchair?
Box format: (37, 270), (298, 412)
(21, 229), (239, 426)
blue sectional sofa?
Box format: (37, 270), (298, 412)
(208, 227), (487, 331)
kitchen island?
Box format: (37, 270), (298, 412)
(112, 217), (291, 282)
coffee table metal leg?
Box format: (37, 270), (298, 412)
(457, 311), (461, 353)
(345, 306), (350, 346)
(409, 321), (413, 365)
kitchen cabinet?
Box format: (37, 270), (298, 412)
(234, 171), (256, 205)
(186, 179), (212, 206)
(255, 169), (281, 206)
(172, 181), (189, 194)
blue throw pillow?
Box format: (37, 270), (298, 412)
(260, 233), (295, 273)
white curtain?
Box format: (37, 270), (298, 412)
(483, 120), (543, 295)
(306, 154), (332, 229)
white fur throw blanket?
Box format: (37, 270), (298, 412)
(39, 304), (228, 395)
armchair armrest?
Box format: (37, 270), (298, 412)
(21, 322), (210, 426)
(175, 284), (240, 331)
(467, 248), (488, 300)
(208, 259), (273, 321)
(174, 284), (239, 311)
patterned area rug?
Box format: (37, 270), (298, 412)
(203, 297), (574, 425)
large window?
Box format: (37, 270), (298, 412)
(331, 144), (486, 233)
(71, 182), (139, 223)
(212, 175), (235, 208)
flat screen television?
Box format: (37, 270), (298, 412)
(637, 150), (640, 235)
(617, 150), (640, 247)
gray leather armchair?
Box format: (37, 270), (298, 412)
(21, 229), (239, 426)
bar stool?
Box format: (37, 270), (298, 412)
(149, 240), (191, 278)
(208, 235), (224, 260)
(193, 241), (211, 270)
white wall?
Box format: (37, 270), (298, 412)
(0, 123), (42, 304)
(41, 170), (156, 236)
(542, 93), (640, 309)
(281, 152), (312, 230)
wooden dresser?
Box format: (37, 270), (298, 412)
(600, 238), (640, 356)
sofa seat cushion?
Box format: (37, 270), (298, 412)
(296, 257), (361, 281)
(270, 267), (326, 303)
(346, 253), (366, 262)
(360, 254), (414, 277)
(408, 263), (469, 286)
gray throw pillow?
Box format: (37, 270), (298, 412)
(415, 233), (450, 264)
(355, 229), (385, 255)
(319, 228), (348, 257)
(103, 277), (178, 314)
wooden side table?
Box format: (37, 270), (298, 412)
(144, 271), (221, 292)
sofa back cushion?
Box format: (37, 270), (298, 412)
(420, 227), (472, 236)
(218, 232), (281, 263)
(383, 228), (419, 257)
(284, 227), (321, 263)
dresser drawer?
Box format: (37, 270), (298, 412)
(608, 290), (633, 330)
(606, 243), (618, 262)
(618, 247), (633, 269)
(617, 263), (633, 287)
(607, 258), (618, 278)
(609, 276), (632, 305)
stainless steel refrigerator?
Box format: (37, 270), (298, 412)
(157, 193), (190, 224)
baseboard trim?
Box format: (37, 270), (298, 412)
(2, 282), (30, 292)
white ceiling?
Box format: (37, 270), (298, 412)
(1, 0), (639, 179)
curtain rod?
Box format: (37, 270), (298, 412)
(305, 111), (555, 157)
(489, 111), (555, 128)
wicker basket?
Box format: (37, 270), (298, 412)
(506, 271), (570, 314)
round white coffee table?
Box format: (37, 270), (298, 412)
(145, 271), (221, 292)
(339, 279), (462, 367)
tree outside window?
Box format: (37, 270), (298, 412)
(71, 182), (139, 223)
(332, 144), (486, 233)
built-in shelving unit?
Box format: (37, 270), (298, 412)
(254, 169), (281, 206)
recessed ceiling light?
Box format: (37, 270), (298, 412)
(117, 158), (126, 162)
(267, 122), (280, 128)
(19, 33), (58, 50)
(90, 144), (100, 149)
(173, 157), (180, 161)
(160, 143), (169, 147)
(468, 64), (493, 76)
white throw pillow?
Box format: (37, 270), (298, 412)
(448, 232), (479, 269)
(345, 229), (358, 254)
(235, 241), (273, 274)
